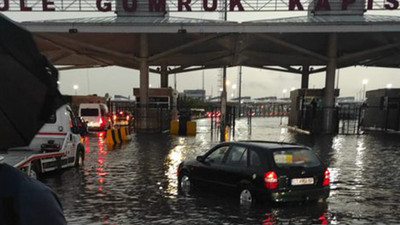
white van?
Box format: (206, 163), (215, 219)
(78, 103), (112, 131)
(4, 104), (85, 178)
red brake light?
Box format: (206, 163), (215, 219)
(323, 168), (330, 186)
(99, 117), (104, 126)
(264, 171), (278, 189)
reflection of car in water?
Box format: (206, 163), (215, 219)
(177, 141), (330, 205)
(78, 103), (112, 131)
(2, 104), (85, 178)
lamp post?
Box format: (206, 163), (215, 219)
(362, 79), (368, 101)
(73, 84), (79, 95)
(232, 84), (237, 99)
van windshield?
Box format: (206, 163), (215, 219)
(273, 149), (321, 168)
(81, 108), (99, 116)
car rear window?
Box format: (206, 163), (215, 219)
(81, 108), (99, 116)
(273, 149), (321, 168)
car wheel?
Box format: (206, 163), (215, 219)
(179, 174), (193, 196)
(74, 146), (85, 167)
(239, 188), (254, 206)
(29, 162), (41, 179)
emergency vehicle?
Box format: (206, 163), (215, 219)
(0, 104), (85, 178)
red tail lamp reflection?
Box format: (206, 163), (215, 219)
(318, 213), (328, 225)
(263, 213), (274, 225)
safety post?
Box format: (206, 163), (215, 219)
(170, 120), (179, 135)
(224, 125), (230, 141)
(105, 128), (115, 145)
(113, 128), (121, 144)
(121, 126), (132, 141)
(186, 121), (197, 136)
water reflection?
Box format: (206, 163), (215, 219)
(38, 118), (400, 224)
(165, 145), (184, 197)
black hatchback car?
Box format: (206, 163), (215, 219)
(177, 141), (330, 204)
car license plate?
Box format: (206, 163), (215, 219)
(291, 178), (314, 186)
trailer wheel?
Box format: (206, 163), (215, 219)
(75, 145), (85, 167)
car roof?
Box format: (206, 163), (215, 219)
(227, 140), (307, 151)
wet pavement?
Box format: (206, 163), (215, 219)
(40, 117), (400, 224)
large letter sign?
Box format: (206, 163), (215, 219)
(203, 0), (217, 11)
(0, 0), (9, 11)
(289, 0), (304, 10)
(96, 0), (111, 11)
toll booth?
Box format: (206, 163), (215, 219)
(289, 89), (340, 133)
(363, 89), (400, 131)
(134, 88), (178, 132)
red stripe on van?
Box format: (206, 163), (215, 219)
(37, 132), (67, 136)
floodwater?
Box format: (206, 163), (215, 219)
(40, 117), (400, 224)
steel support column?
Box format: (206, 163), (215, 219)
(160, 65), (168, 88)
(220, 66), (227, 142)
(138, 33), (149, 132)
(301, 65), (310, 89)
(139, 34), (149, 107)
(323, 33), (337, 134)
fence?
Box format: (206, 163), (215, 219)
(134, 106), (171, 133)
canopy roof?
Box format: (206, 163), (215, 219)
(22, 14), (400, 75)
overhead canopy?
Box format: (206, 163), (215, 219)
(22, 14), (400, 75)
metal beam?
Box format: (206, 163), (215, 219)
(242, 50), (299, 69)
(57, 65), (107, 71)
(36, 34), (140, 64)
(35, 35), (114, 66)
(257, 34), (329, 62)
(337, 41), (400, 64)
(261, 66), (301, 74)
(148, 34), (221, 62)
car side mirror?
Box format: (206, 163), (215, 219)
(196, 156), (204, 162)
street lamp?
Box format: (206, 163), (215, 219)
(232, 84), (237, 98)
(73, 84), (79, 95)
(362, 79), (368, 101)
(282, 89), (287, 98)
(386, 83), (392, 89)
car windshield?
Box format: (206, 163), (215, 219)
(81, 108), (99, 116)
(273, 149), (321, 168)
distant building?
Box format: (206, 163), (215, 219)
(183, 89), (206, 101)
(231, 96), (251, 103)
(253, 96), (277, 102)
(336, 96), (356, 103)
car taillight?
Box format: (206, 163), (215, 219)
(99, 117), (104, 126)
(264, 171), (278, 189)
(323, 168), (330, 186)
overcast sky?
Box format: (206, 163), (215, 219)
(3, 10), (400, 100)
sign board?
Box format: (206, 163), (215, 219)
(0, 0), (398, 12)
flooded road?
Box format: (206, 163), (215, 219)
(40, 117), (400, 224)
